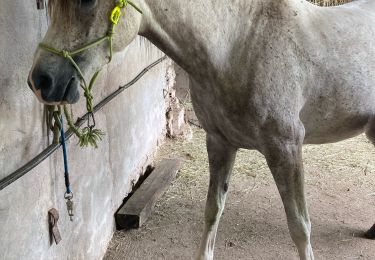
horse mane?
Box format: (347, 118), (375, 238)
(48, 0), (80, 22)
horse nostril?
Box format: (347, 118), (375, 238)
(31, 67), (54, 91)
(38, 74), (53, 91)
(31, 70), (56, 101)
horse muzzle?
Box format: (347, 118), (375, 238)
(28, 55), (80, 105)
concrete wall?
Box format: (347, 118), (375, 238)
(0, 1), (167, 259)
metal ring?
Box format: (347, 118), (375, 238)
(64, 192), (73, 200)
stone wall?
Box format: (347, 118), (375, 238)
(0, 1), (168, 259)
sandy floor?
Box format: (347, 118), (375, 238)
(104, 127), (375, 260)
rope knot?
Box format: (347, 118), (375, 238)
(62, 50), (70, 58)
(84, 90), (93, 101)
(116, 0), (127, 8)
(107, 29), (115, 38)
(84, 89), (94, 112)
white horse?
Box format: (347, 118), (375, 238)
(28, 0), (375, 259)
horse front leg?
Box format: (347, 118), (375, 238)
(197, 134), (237, 260)
(264, 127), (314, 260)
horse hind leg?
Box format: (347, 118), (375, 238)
(365, 117), (375, 239)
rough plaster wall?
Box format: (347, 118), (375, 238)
(0, 1), (167, 260)
(173, 64), (199, 129)
(175, 64), (190, 104)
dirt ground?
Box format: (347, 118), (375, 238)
(104, 127), (375, 260)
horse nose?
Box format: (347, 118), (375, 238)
(28, 52), (81, 104)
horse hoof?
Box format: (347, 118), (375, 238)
(365, 224), (375, 240)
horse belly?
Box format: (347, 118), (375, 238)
(302, 114), (369, 144)
(301, 91), (375, 144)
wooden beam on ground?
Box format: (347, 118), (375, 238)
(116, 158), (182, 229)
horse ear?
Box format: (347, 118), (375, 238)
(36, 0), (45, 10)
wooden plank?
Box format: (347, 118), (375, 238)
(116, 158), (182, 229)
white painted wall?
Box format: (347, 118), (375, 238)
(0, 1), (167, 259)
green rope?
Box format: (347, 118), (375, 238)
(128, 1), (143, 13)
(39, 0), (141, 148)
(78, 127), (105, 149)
(46, 105), (62, 144)
(46, 105), (105, 149)
(63, 105), (82, 139)
(62, 105), (105, 148)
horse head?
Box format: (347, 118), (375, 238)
(28, 0), (143, 105)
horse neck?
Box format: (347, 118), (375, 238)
(139, 0), (305, 75)
(138, 0), (259, 73)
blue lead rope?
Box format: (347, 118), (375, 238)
(60, 116), (74, 221)
(60, 116), (72, 195)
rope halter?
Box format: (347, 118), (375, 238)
(38, 0), (142, 147)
